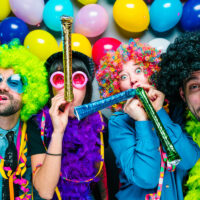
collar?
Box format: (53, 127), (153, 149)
(0, 119), (20, 138)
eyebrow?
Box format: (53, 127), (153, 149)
(185, 75), (200, 83)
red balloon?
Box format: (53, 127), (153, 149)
(92, 37), (121, 68)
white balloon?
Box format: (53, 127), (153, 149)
(148, 38), (170, 53)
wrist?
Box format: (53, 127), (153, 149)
(51, 131), (64, 140)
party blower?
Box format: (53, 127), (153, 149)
(74, 87), (181, 165)
(61, 15), (74, 102)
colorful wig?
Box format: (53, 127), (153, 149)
(96, 38), (161, 111)
(0, 39), (49, 121)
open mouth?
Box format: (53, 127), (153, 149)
(0, 96), (8, 101)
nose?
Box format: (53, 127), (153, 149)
(130, 74), (138, 88)
(0, 80), (9, 92)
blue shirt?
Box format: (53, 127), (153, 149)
(108, 108), (200, 200)
(0, 120), (32, 199)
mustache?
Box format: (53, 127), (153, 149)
(0, 91), (13, 100)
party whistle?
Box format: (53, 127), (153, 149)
(74, 87), (181, 165)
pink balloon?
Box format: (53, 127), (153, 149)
(9, 0), (44, 25)
(75, 4), (109, 37)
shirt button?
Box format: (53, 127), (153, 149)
(0, 133), (2, 136)
(166, 185), (170, 188)
(152, 127), (154, 131)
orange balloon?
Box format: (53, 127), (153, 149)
(59, 33), (92, 57)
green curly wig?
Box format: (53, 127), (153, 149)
(184, 111), (200, 200)
(0, 39), (49, 121)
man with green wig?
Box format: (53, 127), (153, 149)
(0, 39), (49, 200)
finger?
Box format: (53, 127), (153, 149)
(123, 98), (134, 110)
(51, 93), (65, 103)
(147, 88), (157, 101)
(124, 98), (140, 112)
(50, 99), (68, 115)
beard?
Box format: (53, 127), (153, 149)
(0, 92), (22, 116)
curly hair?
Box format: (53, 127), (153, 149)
(0, 39), (49, 121)
(96, 38), (161, 111)
(157, 32), (200, 107)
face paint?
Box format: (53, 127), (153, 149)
(50, 71), (88, 90)
(0, 74), (24, 93)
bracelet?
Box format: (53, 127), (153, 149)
(46, 152), (62, 156)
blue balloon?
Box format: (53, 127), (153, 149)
(180, 0), (200, 31)
(43, 0), (74, 32)
(0, 17), (29, 44)
(150, 0), (183, 32)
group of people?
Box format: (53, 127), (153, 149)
(0, 31), (199, 200)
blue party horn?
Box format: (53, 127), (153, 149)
(74, 88), (136, 120)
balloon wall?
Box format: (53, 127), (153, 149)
(0, 0), (199, 116)
(0, 0), (199, 62)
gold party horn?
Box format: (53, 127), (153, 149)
(61, 15), (74, 102)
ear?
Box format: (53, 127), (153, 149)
(179, 87), (186, 102)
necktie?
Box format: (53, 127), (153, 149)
(2, 131), (19, 200)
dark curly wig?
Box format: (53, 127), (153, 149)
(157, 32), (200, 107)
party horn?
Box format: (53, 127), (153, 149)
(74, 88), (137, 120)
(61, 15), (74, 102)
(136, 87), (181, 165)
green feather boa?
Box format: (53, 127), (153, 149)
(184, 111), (200, 200)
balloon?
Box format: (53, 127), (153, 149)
(77, 0), (98, 5)
(74, 4), (109, 37)
(180, 0), (200, 32)
(113, 0), (150, 32)
(24, 30), (58, 61)
(59, 33), (92, 57)
(150, 0), (183, 32)
(0, 17), (29, 44)
(0, 0), (11, 20)
(92, 37), (121, 66)
(148, 38), (170, 53)
(43, 0), (74, 32)
(9, 0), (44, 25)
(144, 0), (154, 4)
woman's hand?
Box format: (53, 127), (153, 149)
(49, 92), (71, 136)
(140, 84), (165, 112)
(124, 98), (148, 121)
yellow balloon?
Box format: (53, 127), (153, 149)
(113, 0), (150, 32)
(59, 33), (92, 57)
(77, 0), (98, 5)
(24, 30), (58, 61)
(0, 0), (11, 20)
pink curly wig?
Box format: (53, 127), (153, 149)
(96, 38), (161, 111)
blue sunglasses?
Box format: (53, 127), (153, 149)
(0, 74), (24, 94)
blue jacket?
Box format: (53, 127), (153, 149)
(108, 108), (200, 200)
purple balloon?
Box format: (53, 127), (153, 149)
(9, 0), (44, 25)
(180, 0), (200, 31)
(0, 17), (29, 44)
(74, 4), (109, 38)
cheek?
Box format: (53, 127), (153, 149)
(73, 87), (86, 106)
(187, 93), (200, 106)
(119, 80), (131, 91)
(140, 75), (149, 84)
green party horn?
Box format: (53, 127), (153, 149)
(136, 87), (181, 165)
